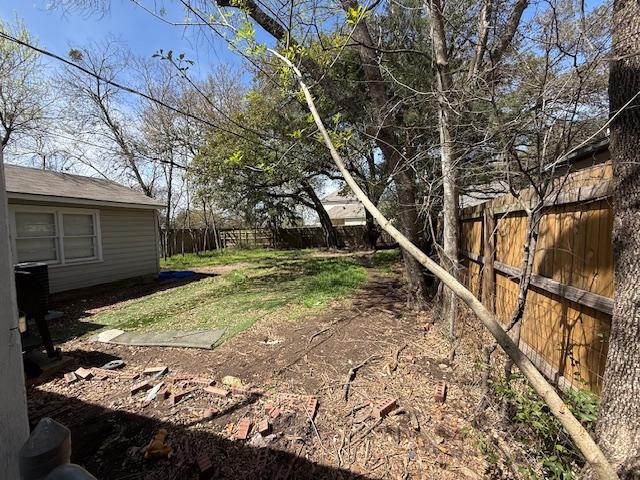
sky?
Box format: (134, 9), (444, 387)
(0, 0), (251, 80)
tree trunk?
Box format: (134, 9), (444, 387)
(364, 209), (379, 250)
(302, 181), (342, 249)
(593, 1), (640, 477)
(429, 0), (460, 336)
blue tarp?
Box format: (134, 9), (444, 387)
(158, 270), (197, 280)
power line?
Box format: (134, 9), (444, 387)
(0, 30), (271, 151)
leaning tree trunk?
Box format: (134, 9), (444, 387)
(302, 181), (343, 249)
(593, 1), (640, 477)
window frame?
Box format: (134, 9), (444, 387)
(10, 205), (103, 266)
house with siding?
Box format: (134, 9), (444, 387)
(321, 190), (366, 226)
(4, 164), (163, 293)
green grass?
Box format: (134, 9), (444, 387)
(88, 249), (367, 344)
(370, 248), (402, 273)
(160, 248), (312, 270)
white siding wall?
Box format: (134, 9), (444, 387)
(9, 200), (160, 293)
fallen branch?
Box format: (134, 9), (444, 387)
(270, 49), (618, 480)
(343, 354), (381, 402)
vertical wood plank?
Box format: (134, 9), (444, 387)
(482, 208), (496, 312)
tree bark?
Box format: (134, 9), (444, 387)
(302, 180), (343, 249)
(593, 1), (640, 477)
(429, 0), (460, 335)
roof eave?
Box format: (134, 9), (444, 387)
(7, 192), (164, 210)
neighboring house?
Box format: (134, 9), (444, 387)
(4, 164), (164, 293)
(321, 190), (366, 226)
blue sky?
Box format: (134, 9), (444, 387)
(0, 0), (250, 80)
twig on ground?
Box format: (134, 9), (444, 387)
(343, 355), (381, 402)
(388, 343), (408, 373)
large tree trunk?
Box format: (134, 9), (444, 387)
(594, 1), (640, 477)
(302, 181), (343, 249)
(429, 0), (460, 336)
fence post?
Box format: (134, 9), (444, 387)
(482, 207), (496, 312)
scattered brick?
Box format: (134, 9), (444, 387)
(130, 380), (151, 395)
(264, 402), (275, 411)
(231, 387), (248, 396)
(269, 407), (282, 419)
(202, 407), (219, 421)
(75, 367), (93, 380)
(374, 398), (398, 418)
(161, 385), (172, 400)
(204, 386), (230, 398)
(258, 419), (271, 436)
(64, 372), (78, 384)
(196, 455), (214, 479)
(235, 418), (252, 440)
(191, 377), (215, 386)
(434, 381), (447, 403)
(170, 388), (196, 405)
(305, 397), (318, 419)
(143, 366), (169, 376)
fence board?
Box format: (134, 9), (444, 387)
(459, 161), (614, 393)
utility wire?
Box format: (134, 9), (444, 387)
(0, 30), (270, 150)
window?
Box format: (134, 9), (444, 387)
(12, 207), (102, 265)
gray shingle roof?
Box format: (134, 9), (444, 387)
(322, 190), (359, 203)
(3, 164), (164, 208)
(326, 204), (365, 219)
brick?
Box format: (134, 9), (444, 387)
(434, 381), (447, 403)
(230, 386), (249, 396)
(64, 372), (78, 384)
(235, 418), (252, 440)
(269, 407), (282, 419)
(202, 407), (219, 421)
(305, 397), (318, 419)
(143, 366), (169, 376)
(192, 377), (216, 386)
(130, 380), (151, 395)
(374, 398), (398, 418)
(75, 367), (93, 380)
(264, 402), (275, 411)
(170, 388), (195, 405)
(258, 419), (271, 436)
(196, 455), (214, 479)
(204, 386), (230, 398)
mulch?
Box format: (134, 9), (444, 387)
(28, 268), (490, 479)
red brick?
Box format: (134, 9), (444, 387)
(75, 367), (93, 380)
(196, 455), (214, 479)
(202, 407), (219, 421)
(192, 377), (215, 386)
(130, 380), (151, 395)
(434, 381), (447, 403)
(64, 372), (78, 384)
(258, 419), (271, 436)
(204, 386), (230, 398)
(374, 398), (398, 418)
(269, 407), (282, 419)
(264, 402), (275, 411)
(235, 418), (252, 440)
(230, 386), (249, 396)
(170, 388), (196, 405)
(143, 366), (169, 375)
(305, 397), (318, 419)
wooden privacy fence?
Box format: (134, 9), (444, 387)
(460, 161), (614, 393)
(161, 225), (396, 257)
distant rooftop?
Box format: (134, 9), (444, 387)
(326, 204), (365, 220)
(322, 189), (359, 203)
(4, 164), (164, 209)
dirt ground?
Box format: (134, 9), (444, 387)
(29, 264), (491, 480)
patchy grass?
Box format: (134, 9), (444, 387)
(89, 249), (367, 344)
(371, 248), (402, 273)
(160, 248), (312, 270)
